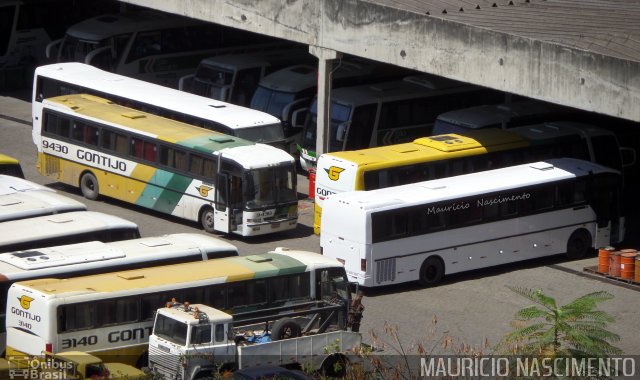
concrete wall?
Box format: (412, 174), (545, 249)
(121, 0), (640, 123)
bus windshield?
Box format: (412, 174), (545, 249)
(250, 86), (296, 117)
(302, 101), (353, 153)
(245, 166), (296, 209)
(192, 65), (234, 98)
(58, 35), (108, 62)
(235, 123), (285, 143)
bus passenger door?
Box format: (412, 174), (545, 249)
(214, 173), (230, 233)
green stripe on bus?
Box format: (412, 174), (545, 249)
(137, 171), (192, 213)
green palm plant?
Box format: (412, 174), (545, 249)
(497, 286), (623, 358)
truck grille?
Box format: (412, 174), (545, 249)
(149, 345), (180, 377)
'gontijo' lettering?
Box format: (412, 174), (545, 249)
(11, 307), (42, 322)
(77, 149), (127, 171)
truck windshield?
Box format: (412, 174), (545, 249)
(154, 314), (188, 346)
(245, 165), (296, 209)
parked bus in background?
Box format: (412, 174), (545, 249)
(6, 248), (353, 368)
(0, 233), (238, 355)
(0, 0), (118, 89)
(0, 153), (24, 177)
(297, 75), (504, 171)
(321, 158), (623, 287)
(45, 9), (274, 88)
(250, 59), (412, 155)
(0, 211), (140, 253)
(179, 44), (314, 107)
(34, 94), (298, 236)
(314, 122), (633, 237)
(431, 99), (578, 135)
(313, 129), (530, 234)
(32, 63), (294, 154)
(0, 175), (86, 222)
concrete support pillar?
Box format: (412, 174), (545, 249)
(309, 46), (342, 164)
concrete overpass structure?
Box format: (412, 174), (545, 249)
(120, 0), (640, 123)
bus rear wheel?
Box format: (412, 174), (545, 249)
(80, 172), (99, 200)
(566, 229), (592, 259)
(200, 207), (216, 233)
(418, 257), (444, 287)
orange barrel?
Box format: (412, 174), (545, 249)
(598, 246), (615, 273)
(609, 251), (622, 277)
(620, 249), (637, 280)
(308, 168), (316, 200)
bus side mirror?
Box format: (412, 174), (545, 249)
(290, 107), (309, 130)
(336, 122), (349, 142)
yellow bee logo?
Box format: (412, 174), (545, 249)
(19, 295), (34, 309)
(197, 185), (213, 197)
(325, 166), (345, 181)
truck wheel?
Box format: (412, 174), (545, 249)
(200, 206), (216, 233)
(418, 256), (444, 286)
(80, 172), (100, 200)
(270, 318), (301, 341)
(566, 229), (592, 259)
(321, 354), (348, 378)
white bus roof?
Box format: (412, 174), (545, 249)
(511, 121), (613, 141)
(35, 63), (282, 131)
(220, 144), (294, 169)
(325, 158), (617, 213)
(328, 75), (472, 108)
(0, 175), (53, 195)
(0, 211), (138, 247)
(0, 233), (236, 281)
(435, 99), (569, 129)
(198, 46), (310, 71)
(258, 58), (388, 92)
(65, 10), (203, 41)
(0, 189), (86, 222)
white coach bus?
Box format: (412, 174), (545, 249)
(321, 158), (623, 287)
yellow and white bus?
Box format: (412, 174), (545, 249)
(33, 93), (298, 236)
(6, 249), (352, 368)
(0, 175), (86, 222)
(313, 129), (530, 234)
(0, 211), (140, 253)
(321, 158), (623, 287)
(0, 233), (238, 355)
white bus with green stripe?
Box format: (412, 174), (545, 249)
(33, 93), (298, 236)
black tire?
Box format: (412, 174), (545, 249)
(321, 354), (348, 378)
(270, 318), (301, 341)
(418, 256), (444, 287)
(566, 229), (592, 259)
(200, 206), (216, 233)
(80, 172), (99, 200)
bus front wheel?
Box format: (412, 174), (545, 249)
(200, 207), (216, 233)
(566, 229), (592, 259)
(418, 257), (444, 287)
(80, 172), (99, 200)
